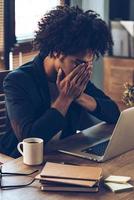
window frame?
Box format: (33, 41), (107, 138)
(4, 0), (70, 69)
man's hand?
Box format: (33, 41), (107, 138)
(51, 63), (91, 116)
(56, 63), (91, 101)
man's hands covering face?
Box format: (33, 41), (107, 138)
(56, 63), (92, 101)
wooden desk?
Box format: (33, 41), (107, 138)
(1, 124), (134, 200)
(0, 153), (14, 164)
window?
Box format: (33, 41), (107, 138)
(4, 0), (70, 68)
(15, 0), (60, 43)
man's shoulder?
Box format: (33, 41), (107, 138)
(4, 60), (35, 83)
(5, 53), (43, 82)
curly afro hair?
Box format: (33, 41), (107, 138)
(34, 6), (113, 58)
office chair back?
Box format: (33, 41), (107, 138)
(0, 70), (10, 135)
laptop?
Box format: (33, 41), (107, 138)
(58, 107), (134, 162)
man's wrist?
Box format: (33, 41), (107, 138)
(51, 95), (73, 116)
(75, 93), (84, 103)
(58, 94), (73, 105)
(75, 93), (97, 112)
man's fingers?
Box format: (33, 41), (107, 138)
(56, 68), (64, 84)
(72, 66), (86, 83)
(80, 73), (90, 88)
(67, 63), (86, 80)
(76, 68), (90, 85)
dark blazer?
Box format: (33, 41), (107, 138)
(0, 54), (120, 158)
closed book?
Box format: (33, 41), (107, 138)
(105, 175), (131, 184)
(104, 182), (134, 193)
(40, 182), (99, 192)
(35, 174), (97, 187)
(40, 162), (102, 181)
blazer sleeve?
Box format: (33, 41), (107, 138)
(84, 81), (120, 123)
(3, 71), (66, 142)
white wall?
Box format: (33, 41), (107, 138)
(82, 0), (104, 18)
(70, 0), (82, 7)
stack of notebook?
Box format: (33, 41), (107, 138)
(36, 162), (102, 192)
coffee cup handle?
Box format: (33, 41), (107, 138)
(17, 142), (24, 156)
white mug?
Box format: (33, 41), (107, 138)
(17, 138), (44, 165)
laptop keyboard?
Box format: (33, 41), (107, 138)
(82, 140), (109, 156)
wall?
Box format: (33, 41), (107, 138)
(71, 0), (82, 7)
(130, 0), (134, 20)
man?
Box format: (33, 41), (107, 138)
(0, 6), (120, 158)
